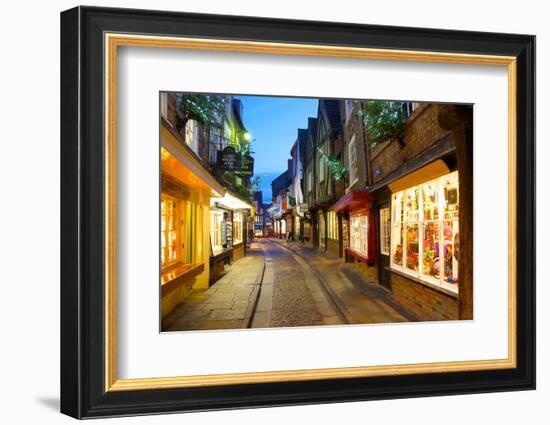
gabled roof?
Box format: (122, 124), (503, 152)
(297, 128), (308, 160)
(319, 99), (343, 136)
(271, 170), (290, 195)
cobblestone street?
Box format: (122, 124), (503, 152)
(163, 238), (418, 332)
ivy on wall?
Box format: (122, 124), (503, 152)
(175, 94), (225, 131)
(361, 100), (406, 146)
(317, 147), (348, 181)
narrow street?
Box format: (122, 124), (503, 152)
(163, 239), (418, 332)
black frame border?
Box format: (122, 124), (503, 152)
(60, 6), (536, 419)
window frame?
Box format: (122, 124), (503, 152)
(390, 171), (459, 294)
(233, 212), (243, 244)
(185, 119), (200, 155)
(210, 209), (224, 254)
(349, 214), (368, 256)
(160, 92), (168, 121)
(160, 194), (180, 269)
(319, 146), (326, 182)
(348, 135), (358, 187)
(327, 210), (339, 240)
(379, 207), (390, 255)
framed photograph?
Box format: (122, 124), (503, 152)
(60, 6), (535, 419)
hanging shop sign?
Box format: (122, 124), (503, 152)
(218, 147), (254, 176)
(218, 146), (239, 171)
(238, 154), (254, 176)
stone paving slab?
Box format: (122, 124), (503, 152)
(162, 243), (265, 332)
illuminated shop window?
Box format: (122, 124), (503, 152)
(390, 171), (459, 293)
(161, 197), (179, 267)
(210, 210), (224, 254)
(161, 195), (195, 271)
(350, 215), (368, 256)
(233, 212), (243, 244)
(327, 211), (339, 240)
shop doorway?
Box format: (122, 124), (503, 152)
(378, 204), (391, 290)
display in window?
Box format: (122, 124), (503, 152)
(443, 173), (459, 220)
(392, 223), (403, 265)
(443, 221), (459, 283)
(422, 181), (439, 220)
(393, 191), (404, 223)
(161, 198), (178, 267)
(390, 171), (460, 292)
(406, 224), (419, 271)
(422, 222), (440, 279)
(404, 187), (419, 221)
(350, 215), (368, 256)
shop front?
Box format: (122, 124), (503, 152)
(333, 191), (377, 281)
(209, 191), (253, 281)
(326, 210), (341, 257)
(160, 124), (224, 319)
(374, 160), (461, 321)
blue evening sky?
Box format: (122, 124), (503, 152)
(238, 95), (318, 203)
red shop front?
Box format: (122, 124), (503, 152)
(332, 191), (376, 267)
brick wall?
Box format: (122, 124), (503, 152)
(390, 273), (459, 321)
(369, 104), (450, 185)
(350, 260), (378, 283)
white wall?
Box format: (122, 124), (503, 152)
(0, 0), (545, 424)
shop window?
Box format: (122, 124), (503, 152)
(327, 211), (339, 240)
(185, 119), (200, 155)
(233, 212), (243, 244)
(210, 210), (224, 254)
(350, 215), (368, 256)
(160, 93), (168, 121)
(342, 218), (349, 249)
(319, 153), (325, 182)
(379, 207), (390, 255)
(348, 135), (358, 186)
(161, 195), (194, 269)
(390, 171), (459, 293)
(161, 196), (179, 267)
